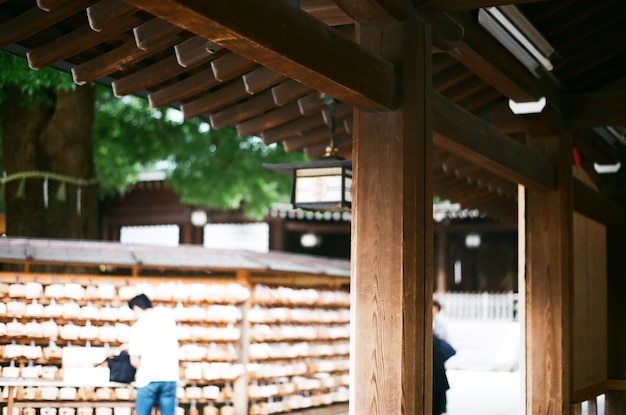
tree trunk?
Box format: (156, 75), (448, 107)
(2, 85), (99, 239)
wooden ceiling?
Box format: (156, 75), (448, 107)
(2, 0), (626, 226)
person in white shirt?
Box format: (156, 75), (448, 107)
(128, 294), (179, 415)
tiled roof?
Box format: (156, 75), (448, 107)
(0, 237), (350, 278)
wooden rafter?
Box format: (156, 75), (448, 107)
(121, 0), (398, 111)
(433, 92), (555, 190)
(562, 91), (626, 127)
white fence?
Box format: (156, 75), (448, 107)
(434, 291), (519, 320)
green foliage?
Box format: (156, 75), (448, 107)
(92, 87), (307, 219)
(167, 128), (305, 219)
(0, 51), (74, 106)
(0, 51), (308, 219)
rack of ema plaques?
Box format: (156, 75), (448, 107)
(0, 277), (249, 415)
(246, 285), (350, 415)
(0, 276), (350, 415)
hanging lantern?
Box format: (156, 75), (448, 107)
(266, 157), (352, 211)
(264, 96), (352, 211)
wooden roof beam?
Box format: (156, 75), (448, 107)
(243, 67), (287, 95)
(298, 92), (327, 116)
(211, 76), (312, 129)
(463, 87), (501, 113)
(272, 80), (315, 106)
(433, 92), (555, 190)
(433, 64), (473, 93)
(573, 178), (624, 227)
(447, 11), (553, 103)
(236, 101), (304, 137)
(133, 17), (183, 51)
(0, 1), (94, 48)
(211, 53), (259, 82)
(573, 129), (621, 165)
(148, 66), (220, 108)
(260, 111), (326, 145)
(304, 133), (352, 158)
(27, 15), (143, 69)
(440, 76), (488, 103)
(121, 0), (398, 111)
(37, 0), (72, 11)
(71, 33), (185, 85)
(209, 89), (277, 129)
(300, 0), (354, 26)
(562, 91), (626, 127)
(174, 36), (223, 67)
(415, 0), (551, 13)
(182, 79), (249, 119)
(113, 54), (196, 97)
(282, 116), (350, 152)
(87, 0), (138, 31)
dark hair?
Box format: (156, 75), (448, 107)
(128, 293), (153, 310)
(433, 300), (442, 311)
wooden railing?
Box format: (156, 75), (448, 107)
(434, 291), (519, 320)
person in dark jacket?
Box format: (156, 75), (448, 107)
(433, 336), (456, 415)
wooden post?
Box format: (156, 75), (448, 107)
(350, 15), (433, 414)
(606, 216), (626, 413)
(525, 133), (574, 414)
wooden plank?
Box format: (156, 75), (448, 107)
(423, 12), (464, 52)
(133, 17), (183, 51)
(525, 133), (574, 415)
(607, 380), (626, 391)
(573, 178), (624, 227)
(71, 33), (184, 85)
(209, 89), (277, 129)
(174, 35), (223, 67)
(441, 77), (488, 103)
(464, 87), (502, 113)
(87, 0), (137, 31)
(236, 101), (303, 137)
(321, 101), (353, 125)
(298, 92), (326, 116)
(336, 0), (464, 51)
(181, 79), (249, 119)
(210, 53), (259, 82)
(300, 0), (354, 26)
(36, 0), (70, 11)
(573, 129), (620, 165)
(282, 116), (349, 152)
(447, 11), (549, 103)
(112, 55), (188, 97)
(333, 0), (407, 21)
(27, 15), (144, 69)
(148, 67), (220, 108)
(562, 91), (626, 127)
(433, 64), (473, 92)
(260, 112), (326, 144)
(121, 0), (398, 111)
(432, 92), (555, 191)
(242, 66), (286, 95)
(0, 1), (94, 48)
(351, 15), (431, 415)
(271, 79), (315, 106)
(415, 0), (550, 12)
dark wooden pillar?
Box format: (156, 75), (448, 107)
(351, 15), (433, 414)
(607, 219), (626, 413)
(267, 216), (286, 251)
(525, 133), (574, 414)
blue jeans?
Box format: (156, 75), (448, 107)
(135, 381), (177, 415)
